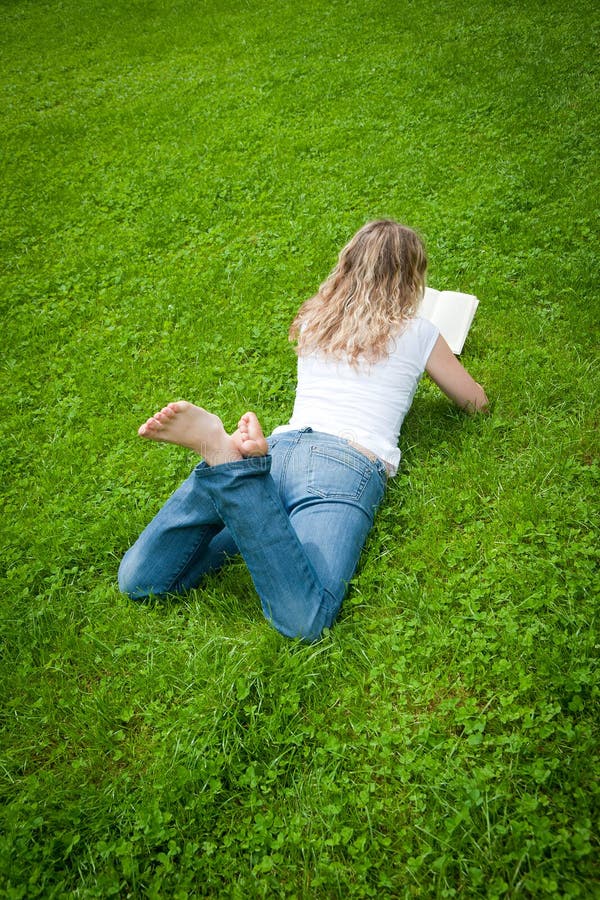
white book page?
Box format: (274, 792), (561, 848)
(418, 287), (479, 354)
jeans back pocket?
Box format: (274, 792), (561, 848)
(307, 444), (371, 501)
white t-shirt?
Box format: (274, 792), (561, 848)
(273, 316), (439, 476)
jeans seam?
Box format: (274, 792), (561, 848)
(277, 429), (305, 494)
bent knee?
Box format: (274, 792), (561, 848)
(270, 595), (340, 643)
(118, 549), (158, 599)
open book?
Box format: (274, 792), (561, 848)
(417, 287), (479, 355)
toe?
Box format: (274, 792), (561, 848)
(139, 417), (158, 436)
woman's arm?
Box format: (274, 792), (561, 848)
(425, 334), (489, 413)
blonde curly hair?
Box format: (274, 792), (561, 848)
(290, 219), (427, 364)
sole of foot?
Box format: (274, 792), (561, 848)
(138, 401), (243, 465)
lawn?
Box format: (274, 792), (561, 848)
(1, 0), (598, 896)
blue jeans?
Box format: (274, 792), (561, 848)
(118, 430), (387, 641)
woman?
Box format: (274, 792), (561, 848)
(118, 220), (488, 640)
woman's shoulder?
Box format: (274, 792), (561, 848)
(405, 315), (438, 336)
(379, 316), (440, 371)
(393, 315), (439, 354)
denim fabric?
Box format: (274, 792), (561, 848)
(118, 430), (387, 641)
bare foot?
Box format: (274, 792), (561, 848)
(138, 401), (243, 465)
(231, 411), (269, 457)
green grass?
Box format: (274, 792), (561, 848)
(1, 0), (598, 896)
